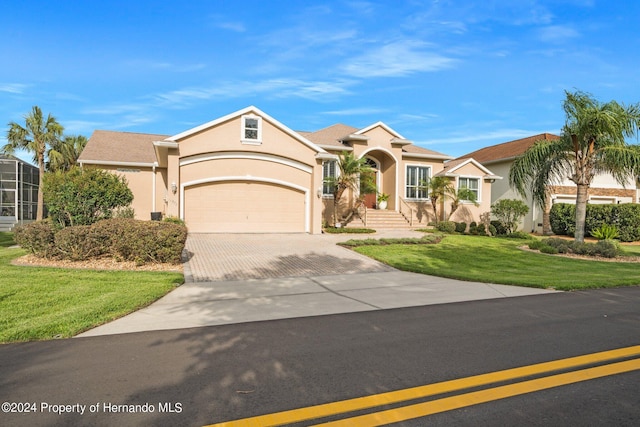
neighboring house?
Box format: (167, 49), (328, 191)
(458, 133), (640, 233)
(78, 106), (496, 233)
(0, 155), (39, 231)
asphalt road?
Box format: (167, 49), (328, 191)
(1, 287), (639, 427)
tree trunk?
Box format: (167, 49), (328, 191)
(574, 184), (589, 243)
(542, 194), (552, 235)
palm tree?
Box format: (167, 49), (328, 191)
(448, 187), (479, 219)
(329, 151), (375, 226)
(510, 90), (640, 242)
(47, 134), (87, 172)
(421, 176), (453, 223)
(3, 106), (64, 220)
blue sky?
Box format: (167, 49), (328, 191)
(2, 0), (639, 163)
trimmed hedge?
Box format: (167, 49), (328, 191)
(550, 203), (640, 242)
(435, 221), (456, 234)
(534, 237), (621, 258)
(14, 218), (187, 265)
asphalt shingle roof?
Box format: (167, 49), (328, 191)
(458, 133), (560, 164)
(79, 130), (169, 164)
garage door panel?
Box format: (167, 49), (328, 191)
(185, 181), (306, 233)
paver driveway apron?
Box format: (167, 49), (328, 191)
(183, 233), (394, 282)
(78, 231), (557, 337)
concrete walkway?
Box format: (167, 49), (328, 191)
(78, 231), (558, 337)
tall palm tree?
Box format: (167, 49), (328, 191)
(510, 90), (640, 242)
(47, 134), (87, 172)
(3, 106), (64, 220)
(329, 151), (375, 226)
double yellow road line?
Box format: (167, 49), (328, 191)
(207, 344), (640, 427)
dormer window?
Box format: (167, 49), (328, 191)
(242, 114), (262, 144)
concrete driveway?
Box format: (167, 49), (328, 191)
(79, 231), (557, 337)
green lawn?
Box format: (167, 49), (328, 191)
(0, 233), (183, 343)
(353, 234), (640, 290)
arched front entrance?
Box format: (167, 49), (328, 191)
(359, 149), (398, 210)
(362, 157), (379, 208)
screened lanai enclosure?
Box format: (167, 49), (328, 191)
(0, 155), (39, 231)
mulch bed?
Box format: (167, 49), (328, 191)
(12, 254), (183, 272)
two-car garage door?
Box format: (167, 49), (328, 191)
(184, 180), (306, 233)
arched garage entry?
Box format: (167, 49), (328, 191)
(181, 177), (309, 233)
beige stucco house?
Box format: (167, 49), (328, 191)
(78, 106), (498, 233)
(459, 133), (640, 233)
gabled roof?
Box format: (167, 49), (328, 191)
(435, 157), (501, 179)
(301, 123), (358, 149)
(166, 105), (329, 156)
(355, 121), (405, 139)
(78, 130), (168, 166)
(458, 133), (560, 164)
(402, 144), (453, 160)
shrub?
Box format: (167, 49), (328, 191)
(435, 221), (456, 234)
(528, 240), (545, 250)
(97, 219), (187, 265)
(455, 222), (467, 233)
(491, 199), (529, 234)
(476, 223), (487, 236)
(43, 167), (133, 228)
(590, 224), (619, 240)
(490, 220), (507, 236)
(323, 227), (375, 234)
(14, 220), (58, 258)
(114, 206), (136, 219)
(469, 222), (478, 235)
(550, 203), (640, 242)
(543, 238), (571, 253)
(163, 216), (187, 226)
(594, 240), (620, 258)
(488, 224), (498, 237)
(549, 203), (576, 236)
(539, 245), (559, 254)
(54, 225), (108, 261)
(339, 234), (443, 247)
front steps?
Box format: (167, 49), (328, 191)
(345, 209), (417, 230)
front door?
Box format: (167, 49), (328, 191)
(362, 158), (378, 208)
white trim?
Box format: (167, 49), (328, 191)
(78, 159), (156, 168)
(318, 144), (353, 152)
(402, 152), (454, 160)
(152, 164), (156, 213)
(180, 152), (313, 174)
(241, 114), (263, 144)
(404, 163), (432, 201)
(359, 147), (400, 208)
(167, 105), (329, 156)
(180, 176), (310, 233)
(355, 121), (405, 139)
(457, 175), (482, 203)
(390, 137), (413, 145)
(153, 140), (179, 148)
(444, 158), (496, 176)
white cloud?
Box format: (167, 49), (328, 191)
(342, 40), (456, 78)
(0, 83), (29, 94)
(321, 107), (389, 116)
(537, 25), (580, 43)
(152, 78), (355, 107)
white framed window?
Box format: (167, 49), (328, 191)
(241, 114), (262, 144)
(458, 177), (480, 201)
(322, 160), (337, 196)
(405, 165), (430, 199)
